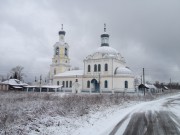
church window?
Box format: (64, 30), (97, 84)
(65, 48), (68, 56)
(87, 81), (90, 88)
(57, 81), (59, 85)
(98, 64), (101, 72)
(88, 65), (91, 72)
(94, 64), (97, 72)
(70, 81), (72, 88)
(125, 81), (128, 88)
(104, 80), (108, 88)
(66, 81), (68, 87)
(105, 64), (108, 71)
(55, 47), (59, 55)
(62, 81), (65, 87)
(54, 68), (56, 75)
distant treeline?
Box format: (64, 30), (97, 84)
(154, 82), (180, 89)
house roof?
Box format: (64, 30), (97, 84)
(55, 70), (84, 77)
(145, 84), (157, 89)
(3, 79), (28, 86)
(138, 84), (149, 89)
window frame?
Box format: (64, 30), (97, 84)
(94, 64), (97, 72)
(105, 64), (108, 71)
(104, 80), (108, 88)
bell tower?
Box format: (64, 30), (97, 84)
(50, 24), (71, 83)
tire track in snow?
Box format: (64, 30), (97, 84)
(109, 114), (130, 135)
(109, 111), (180, 135)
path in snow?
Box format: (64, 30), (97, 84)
(109, 94), (180, 135)
(75, 93), (180, 135)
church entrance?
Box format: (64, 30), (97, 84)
(91, 79), (100, 92)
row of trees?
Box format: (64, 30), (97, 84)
(154, 81), (180, 89)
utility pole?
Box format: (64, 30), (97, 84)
(141, 75), (142, 84)
(143, 68), (145, 96)
(99, 73), (101, 93)
(40, 75), (42, 92)
(40, 75), (42, 86)
(170, 78), (172, 91)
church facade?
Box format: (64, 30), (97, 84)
(50, 25), (135, 93)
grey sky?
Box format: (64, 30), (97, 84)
(0, 0), (180, 83)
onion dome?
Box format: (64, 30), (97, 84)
(59, 24), (66, 35)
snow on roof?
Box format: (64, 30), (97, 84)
(13, 86), (23, 89)
(24, 85), (63, 89)
(94, 46), (118, 55)
(42, 85), (63, 88)
(3, 79), (28, 86)
(55, 70), (84, 77)
(145, 84), (157, 89)
(115, 67), (133, 76)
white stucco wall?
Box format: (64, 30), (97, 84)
(53, 76), (83, 91)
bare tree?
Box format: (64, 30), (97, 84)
(10, 65), (25, 81)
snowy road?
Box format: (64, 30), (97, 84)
(76, 93), (180, 135)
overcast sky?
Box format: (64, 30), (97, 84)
(0, 0), (180, 83)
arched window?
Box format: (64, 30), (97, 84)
(54, 68), (56, 75)
(105, 64), (108, 71)
(62, 81), (65, 87)
(98, 64), (101, 72)
(125, 81), (128, 88)
(94, 64), (97, 72)
(88, 65), (91, 72)
(66, 81), (68, 87)
(70, 81), (72, 88)
(55, 47), (59, 55)
(87, 81), (90, 88)
(104, 80), (108, 88)
(65, 48), (68, 56)
(57, 81), (59, 85)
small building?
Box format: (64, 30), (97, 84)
(2, 79), (28, 91)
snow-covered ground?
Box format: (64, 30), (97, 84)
(0, 91), (179, 135)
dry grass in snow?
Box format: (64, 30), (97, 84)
(0, 90), (178, 135)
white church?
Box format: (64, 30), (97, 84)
(49, 25), (135, 93)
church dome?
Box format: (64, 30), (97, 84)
(94, 46), (119, 55)
(115, 67), (133, 76)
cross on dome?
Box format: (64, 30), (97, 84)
(104, 23), (106, 32)
(61, 24), (63, 30)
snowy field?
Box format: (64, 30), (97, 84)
(0, 90), (179, 135)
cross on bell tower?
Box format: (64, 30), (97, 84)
(50, 24), (71, 84)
